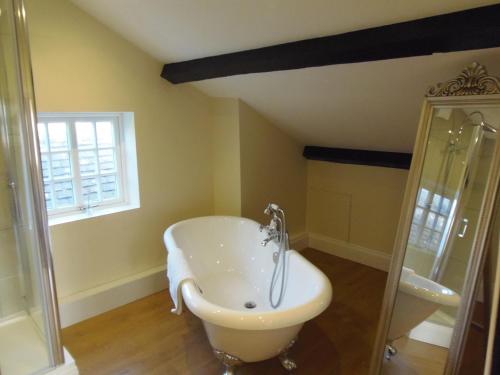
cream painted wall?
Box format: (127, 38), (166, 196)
(239, 101), (307, 235)
(212, 99), (307, 235)
(306, 161), (408, 254)
(26, 0), (214, 298)
(212, 98), (241, 216)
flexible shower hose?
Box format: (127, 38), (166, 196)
(269, 215), (286, 309)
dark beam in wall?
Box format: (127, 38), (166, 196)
(303, 146), (412, 170)
(161, 4), (500, 84)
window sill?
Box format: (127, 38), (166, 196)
(48, 203), (140, 226)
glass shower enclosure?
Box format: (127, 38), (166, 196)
(0, 0), (64, 373)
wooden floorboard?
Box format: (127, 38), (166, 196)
(383, 336), (448, 374)
(62, 248), (388, 374)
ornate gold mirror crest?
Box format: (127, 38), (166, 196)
(426, 62), (500, 97)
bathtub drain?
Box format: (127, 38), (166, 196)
(244, 301), (256, 309)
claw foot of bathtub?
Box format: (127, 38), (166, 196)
(384, 344), (398, 360)
(222, 366), (237, 375)
(213, 349), (243, 375)
(279, 337), (298, 371)
(279, 355), (297, 371)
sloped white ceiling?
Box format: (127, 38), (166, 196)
(70, 0), (500, 152)
(194, 49), (500, 153)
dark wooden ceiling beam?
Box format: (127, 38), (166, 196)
(303, 146), (412, 169)
(161, 4), (500, 84)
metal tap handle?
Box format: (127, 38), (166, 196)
(458, 218), (469, 238)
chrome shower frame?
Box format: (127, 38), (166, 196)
(4, 0), (65, 366)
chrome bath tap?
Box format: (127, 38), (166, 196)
(259, 203), (289, 249)
(260, 227), (280, 246)
(259, 210), (281, 247)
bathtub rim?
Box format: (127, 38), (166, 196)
(399, 268), (461, 307)
(180, 250), (332, 330)
(165, 215), (333, 331)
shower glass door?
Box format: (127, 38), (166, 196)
(0, 0), (63, 373)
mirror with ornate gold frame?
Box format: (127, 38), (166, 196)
(370, 63), (500, 375)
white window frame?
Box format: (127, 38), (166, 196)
(38, 112), (140, 225)
(408, 187), (453, 253)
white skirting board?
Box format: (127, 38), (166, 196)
(59, 265), (167, 328)
(46, 348), (79, 375)
(307, 232), (391, 271)
(47, 363), (79, 375)
(289, 232), (309, 251)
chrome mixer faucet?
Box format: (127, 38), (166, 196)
(259, 203), (288, 249)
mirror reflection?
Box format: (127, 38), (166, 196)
(382, 107), (499, 374)
(458, 194), (500, 375)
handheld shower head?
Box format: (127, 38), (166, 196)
(480, 121), (497, 133)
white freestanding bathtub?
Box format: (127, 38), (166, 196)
(164, 216), (332, 373)
(387, 267), (461, 342)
